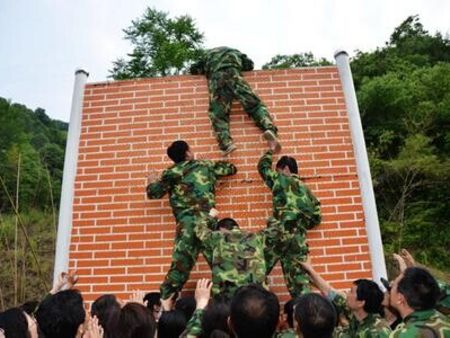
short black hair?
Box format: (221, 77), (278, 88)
(91, 294), (121, 338)
(276, 156), (298, 174)
(117, 303), (156, 338)
(294, 293), (336, 338)
(144, 292), (161, 310)
(354, 279), (384, 314)
(175, 296), (196, 321)
(284, 299), (296, 328)
(201, 300), (231, 338)
(167, 140), (189, 163)
(230, 284), (280, 338)
(157, 310), (187, 338)
(397, 267), (440, 310)
(35, 289), (85, 338)
(0, 308), (30, 338)
(215, 218), (239, 231)
(20, 300), (39, 316)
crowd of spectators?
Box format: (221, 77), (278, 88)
(0, 249), (449, 338)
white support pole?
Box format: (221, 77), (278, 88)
(334, 51), (387, 282)
(53, 69), (89, 285)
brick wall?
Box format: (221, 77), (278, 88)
(69, 67), (372, 303)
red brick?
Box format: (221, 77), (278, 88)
(72, 67), (372, 302)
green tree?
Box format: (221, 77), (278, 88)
(262, 52), (332, 69)
(351, 16), (450, 272)
(351, 15), (450, 88)
(110, 7), (205, 79)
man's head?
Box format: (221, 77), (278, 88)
(215, 218), (239, 232)
(35, 290), (85, 338)
(0, 308), (30, 338)
(167, 140), (193, 163)
(294, 293), (336, 338)
(346, 279), (383, 314)
(390, 267), (440, 316)
(229, 284), (280, 338)
(276, 156), (298, 175)
(175, 296), (196, 321)
(91, 294), (121, 336)
(143, 292), (161, 321)
(117, 303), (156, 338)
(283, 298), (296, 329)
(157, 310), (187, 338)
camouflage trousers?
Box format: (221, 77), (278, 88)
(207, 68), (278, 151)
(160, 212), (212, 300)
(265, 220), (311, 298)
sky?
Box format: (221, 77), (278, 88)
(0, 0), (449, 122)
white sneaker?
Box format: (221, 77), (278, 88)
(223, 143), (237, 156)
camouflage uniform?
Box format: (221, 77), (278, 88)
(389, 309), (450, 338)
(330, 293), (391, 338)
(258, 150), (321, 297)
(190, 46), (278, 152)
(275, 328), (297, 338)
(437, 279), (450, 317)
(182, 308), (204, 338)
(195, 217), (284, 301)
(147, 159), (237, 299)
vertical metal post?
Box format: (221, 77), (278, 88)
(334, 51), (387, 281)
(53, 69), (89, 284)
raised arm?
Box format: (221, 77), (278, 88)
(258, 150), (277, 189)
(146, 169), (173, 199)
(300, 258), (335, 296)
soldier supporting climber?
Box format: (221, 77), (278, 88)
(195, 215), (285, 301)
(258, 150), (321, 298)
(146, 140), (237, 299)
(190, 46), (281, 155)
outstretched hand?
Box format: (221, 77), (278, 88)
(161, 293), (176, 311)
(393, 253), (407, 273)
(83, 316), (104, 338)
(400, 249), (416, 268)
(51, 270), (79, 294)
(128, 290), (147, 306)
(146, 169), (159, 186)
(195, 278), (212, 310)
(300, 255), (313, 273)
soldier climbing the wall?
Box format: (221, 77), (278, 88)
(190, 46), (281, 155)
(146, 140), (237, 300)
(258, 150), (321, 298)
(194, 215), (285, 301)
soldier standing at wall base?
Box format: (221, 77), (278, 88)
(190, 46), (281, 156)
(258, 149), (321, 297)
(194, 216), (285, 302)
(146, 140), (237, 300)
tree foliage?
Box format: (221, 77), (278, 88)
(262, 52), (332, 70)
(0, 98), (67, 212)
(110, 7), (205, 79)
(0, 98), (66, 308)
(351, 16), (450, 271)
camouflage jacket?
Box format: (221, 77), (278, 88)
(258, 150), (321, 230)
(437, 279), (450, 317)
(146, 160), (236, 222)
(389, 309), (450, 337)
(331, 293), (391, 338)
(190, 46), (254, 78)
(181, 308), (204, 338)
(196, 217), (283, 298)
(274, 328), (297, 338)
